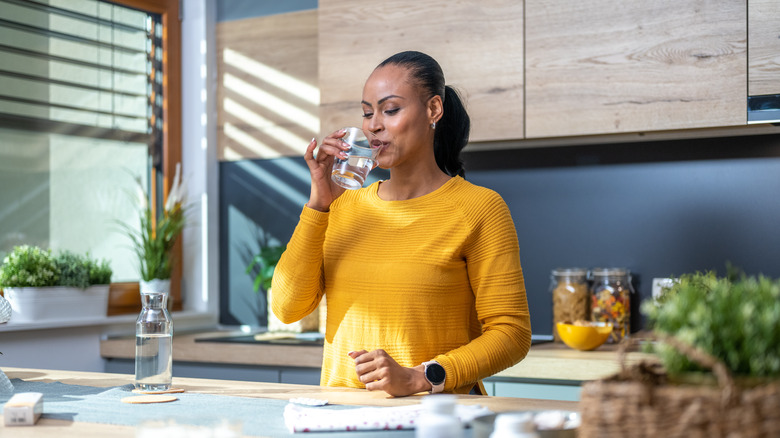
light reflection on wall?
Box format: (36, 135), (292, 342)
(219, 43), (319, 160)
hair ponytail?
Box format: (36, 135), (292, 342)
(377, 51), (470, 177)
(434, 86), (469, 177)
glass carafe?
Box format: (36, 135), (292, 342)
(135, 279), (173, 391)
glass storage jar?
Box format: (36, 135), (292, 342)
(590, 268), (633, 343)
(550, 268), (589, 342)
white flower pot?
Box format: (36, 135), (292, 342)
(3, 285), (110, 323)
(139, 279), (171, 295)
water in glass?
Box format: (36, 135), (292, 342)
(135, 290), (173, 391)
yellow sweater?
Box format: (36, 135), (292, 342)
(271, 176), (531, 393)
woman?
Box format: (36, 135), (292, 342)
(272, 51), (531, 396)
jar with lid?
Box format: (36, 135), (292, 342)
(550, 268), (589, 342)
(590, 268), (633, 343)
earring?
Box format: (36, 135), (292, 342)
(431, 121), (436, 129)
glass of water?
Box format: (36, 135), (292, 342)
(331, 127), (378, 190)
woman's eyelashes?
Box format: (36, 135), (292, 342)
(362, 107), (400, 119)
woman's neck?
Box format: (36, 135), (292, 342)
(378, 164), (452, 201)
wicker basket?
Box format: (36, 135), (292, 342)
(579, 333), (780, 438)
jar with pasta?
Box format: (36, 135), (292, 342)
(550, 268), (589, 342)
(590, 268), (633, 343)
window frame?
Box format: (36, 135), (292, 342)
(110, 0), (183, 312)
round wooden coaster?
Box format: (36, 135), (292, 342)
(132, 388), (185, 394)
(121, 395), (178, 404)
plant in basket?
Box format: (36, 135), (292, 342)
(643, 271), (780, 381)
(578, 269), (780, 438)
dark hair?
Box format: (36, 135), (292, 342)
(377, 51), (470, 177)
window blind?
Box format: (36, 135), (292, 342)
(0, 0), (162, 149)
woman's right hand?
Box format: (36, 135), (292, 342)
(304, 129), (351, 212)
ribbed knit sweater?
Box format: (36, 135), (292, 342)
(271, 176), (531, 393)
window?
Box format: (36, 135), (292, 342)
(0, 0), (182, 311)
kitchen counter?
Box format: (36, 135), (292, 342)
(493, 342), (656, 383)
(101, 330), (324, 368)
(101, 331), (656, 383)
(1, 367), (577, 437)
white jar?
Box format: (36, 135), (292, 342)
(415, 394), (463, 438)
(490, 413), (539, 438)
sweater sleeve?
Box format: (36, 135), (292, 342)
(270, 206), (330, 324)
(435, 192), (532, 392)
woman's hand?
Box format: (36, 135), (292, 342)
(348, 349), (431, 397)
(304, 130), (351, 212)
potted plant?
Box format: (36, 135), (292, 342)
(579, 270), (780, 437)
(124, 163), (187, 295)
(246, 244), (286, 293)
(642, 271), (780, 382)
(246, 244), (322, 333)
(0, 245), (113, 322)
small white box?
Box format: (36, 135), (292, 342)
(3, 392), (43, 426)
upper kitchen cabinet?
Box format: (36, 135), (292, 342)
(318, 0), (524, 142)
(747, 0), (780, 124)
(525, 0), (747, 138)
(748, 0), (780, 96)
(216, 10), (319, 160)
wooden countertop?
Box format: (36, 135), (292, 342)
(101, 332), (657, 383)
(493, 342), (657, 383)
(100, 331), (324, 368)
(2, 367), (577, 437)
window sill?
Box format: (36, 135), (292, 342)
(0, 310), (215, 333)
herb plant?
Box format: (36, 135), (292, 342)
(0, 246), (112, 289)
(642, 271), (780, 378)
(54, 251), (91, 289)
(0, 245), (59, 287)
(87, 258), (113, 285)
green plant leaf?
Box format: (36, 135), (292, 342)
(246, 244), (285, 292)
(643, 269), (780, 378)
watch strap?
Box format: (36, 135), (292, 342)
(422, 360), (445, 393)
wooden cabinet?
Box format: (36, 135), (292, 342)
(525, 0), (747, 138)
(749, 0), (780, 96)
(318, 0), (524, 142)
(215, 2), (763, 157)
(216, 10), (318, 160)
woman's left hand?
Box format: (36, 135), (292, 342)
(348, 349), (431, 397)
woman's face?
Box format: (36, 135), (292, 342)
(361, 65), (438, 171)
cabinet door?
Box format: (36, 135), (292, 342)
(749, 0), (780, 96)
(216, 10), (319, 160)
(525, 0), (746, 138)
(318, 0), (524, 142)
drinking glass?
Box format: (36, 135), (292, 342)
(331, 127), (378, 190)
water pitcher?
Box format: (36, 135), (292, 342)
(135, 279), (173, 391)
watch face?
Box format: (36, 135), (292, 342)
(425, 363), (446, 385)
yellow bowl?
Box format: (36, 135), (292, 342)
(556, 322), (613, 351)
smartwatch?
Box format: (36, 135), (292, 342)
(422, 360), (446, 393)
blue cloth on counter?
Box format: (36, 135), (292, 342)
(0, 379), (422, 437)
